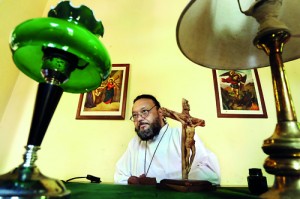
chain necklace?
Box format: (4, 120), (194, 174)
(144, 124), (169, 176)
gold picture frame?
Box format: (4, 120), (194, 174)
(76, 64), (129, 120)
(213, 69), (267, 118)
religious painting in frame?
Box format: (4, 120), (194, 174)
(76, 64), (129, 120)
(212, 69), (267, 118)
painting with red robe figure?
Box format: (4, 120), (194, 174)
(76, 64), (130, 120)
(213, 69), (267, 118)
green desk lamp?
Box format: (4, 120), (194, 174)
(0, 1), (111, 198)
(176, 0), (300, 198)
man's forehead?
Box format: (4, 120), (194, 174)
(132, 99), (154, 110)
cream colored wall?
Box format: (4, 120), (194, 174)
(1, 0), (300, 187)
(0, 0), (49, 121)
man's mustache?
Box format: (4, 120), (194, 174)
(138, 121), (149, 128)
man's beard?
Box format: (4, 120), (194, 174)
(135, 118), (162, 141)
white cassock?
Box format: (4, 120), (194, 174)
(114, 124), (220, 185)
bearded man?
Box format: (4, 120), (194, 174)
(114, 94), (220, 185)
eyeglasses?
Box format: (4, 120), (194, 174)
(130, 105), (156, 122)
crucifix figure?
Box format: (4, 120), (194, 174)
(161, 98), (205, 180)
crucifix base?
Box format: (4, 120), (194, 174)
(157, 179), (217, 192)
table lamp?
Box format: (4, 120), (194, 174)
(176, 0), (300, 198)
(0, 1), (111, 198)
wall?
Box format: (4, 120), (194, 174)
(1, 0), (300, 186)
(0, 0), (49, 121)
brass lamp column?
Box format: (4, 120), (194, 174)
(0, 1), (111, 198)
(254, 30), (300, 198)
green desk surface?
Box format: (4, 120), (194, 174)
(65, 182), (259, 199)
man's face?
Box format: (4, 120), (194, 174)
(132, 98), (163, 141)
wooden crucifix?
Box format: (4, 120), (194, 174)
(161, 98), (205, 180)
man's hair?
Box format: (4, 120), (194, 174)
(133, 94), (161, 108)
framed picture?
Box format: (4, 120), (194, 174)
(76, 64), (130, 120)
(212, 69), (267, 118)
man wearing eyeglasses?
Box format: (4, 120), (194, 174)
(114, 94), (220, 185)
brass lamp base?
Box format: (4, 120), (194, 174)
(260, 176), (300, 199)
(0, 145), (70, 199)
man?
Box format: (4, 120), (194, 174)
(114, 94), (220, 185)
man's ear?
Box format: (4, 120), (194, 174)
(157, 107), (163, 117)
(158, 108), (167, 124)
(158, 107), (166, 122)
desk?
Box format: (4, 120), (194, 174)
(65, 182), (258, 199)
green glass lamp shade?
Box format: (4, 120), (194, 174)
(10, 1), (111, 93)
(47, 1), (104, 37)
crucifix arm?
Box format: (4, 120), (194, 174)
(190, 117), (205, 127)
(161, 107), (185, 124)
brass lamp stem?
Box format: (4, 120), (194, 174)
(266, 33), (297, 122)
(254, 30), (300, 198)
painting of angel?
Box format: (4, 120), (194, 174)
(213, 69), (267, 118)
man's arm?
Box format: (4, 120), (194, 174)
(114, 140), (134, 184)
(114, 139), (157, 185)
(114, 152), (132, 184)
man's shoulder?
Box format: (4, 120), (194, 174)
(168, 126), (181, 131)
(166, 126), (182, 136)
(129, 135), (140, 144)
